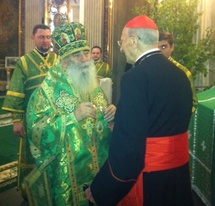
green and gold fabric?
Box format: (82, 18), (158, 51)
(95, 59), (113, 82)
(24, 63), (111, 206)
(2, 49), (58, 189)
(51, 22), (90, 59)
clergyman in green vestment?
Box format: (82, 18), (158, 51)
(91, 46), (113, 82)
(23, 22), (116, 206)
(2, 24), (58, 200)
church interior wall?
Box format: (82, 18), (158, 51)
(0, 0), (214, 100)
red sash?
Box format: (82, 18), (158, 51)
(117, 131), (189, 206)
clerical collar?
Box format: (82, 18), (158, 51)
(35, 48), (49, 57)
(135, 49), (162, 66)
(135, 48), (160, 63)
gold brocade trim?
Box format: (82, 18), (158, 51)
(66, 137), (79, 205)
(186, 70), (191, 77)
(95, 61), (105, 74)
(24, 116), (66, 205)
(169, 57), (192, 78)
(42, 81), (58, 113)
(6, 90), (25, 98)
(20, 50), (57, 77)
(27, 54), (46, 74)
(20, 56), (28, 75)
(65, 120), (102, 203)
(89, 130), (99, 174)
(81, 119), (100, 172)
(25, 84), (43, 91)
(44, 171), (52, 204)
(65, 133), (99, 204)
(25, 73), (47, 83)
(12, 119), (22, 123)
(18, 163), (35, 169)
(82, 118), (94, 137)
(55, 90), (78, 113)
(0, 161), (18, 189)
(46, 51), (58, 64)
(26, 49), (53, 74)
(1, 107), (24, 113)
(0, 161), (18, 172)
(52, 52), (58, 63)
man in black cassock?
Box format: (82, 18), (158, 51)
(85, 15), (194, 206)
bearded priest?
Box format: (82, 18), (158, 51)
(24, 22), (116, 206)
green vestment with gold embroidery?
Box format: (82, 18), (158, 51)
(2, 49), (58, 189)
(95, 59), (113, 82)
(24, 62), (111, 206)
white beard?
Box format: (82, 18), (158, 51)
(66, 59), (98, 96)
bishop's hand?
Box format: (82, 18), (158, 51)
(74, 102), (96, 121)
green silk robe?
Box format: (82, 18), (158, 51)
(95, 59), (113, 82)
(2, 49), (58, 189)
(24, 62), (111, 206)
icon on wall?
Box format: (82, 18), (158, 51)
(53, 13), (67, 27)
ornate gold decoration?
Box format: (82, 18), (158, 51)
(44, 0), (72, 31)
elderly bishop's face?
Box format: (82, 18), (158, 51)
(70, 50), (91, 64)
(66, 50), (98, 95)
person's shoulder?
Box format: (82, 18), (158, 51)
(20, 51), (32, 58)
(18, 50), (36, 63)
(28, 49), (37, 55)
(122, 65), (140, 81)
(97, 60), (110, 69)
(16, 53), (28, 65)
(104, 61), (110, 68)
(169, 57), (188, 70)
(20, 50), (38, 59)
(98, 59), (109, 65)
(169, 57), (191, 75)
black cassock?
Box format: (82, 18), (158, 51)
(91, 51), (194, 206)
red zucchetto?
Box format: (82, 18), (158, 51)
(125, 15), (158, 29)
